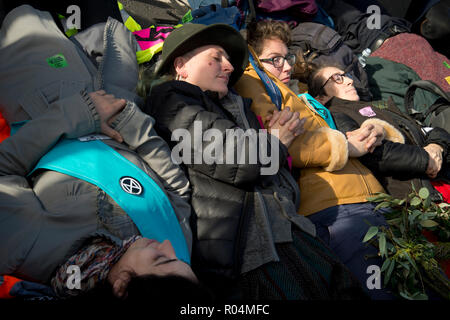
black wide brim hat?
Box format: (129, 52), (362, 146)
(156, 23), (249, 86)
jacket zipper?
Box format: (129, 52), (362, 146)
(352, 159), (372, 195)
(254, 187), (280, 261)
(236, 94), (279, 266)
(233, 191), (250, 276)
(279, 168), (301, 209)
(94, 19), (113, 91)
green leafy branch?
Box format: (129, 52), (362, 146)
(364, 186), (450, 300)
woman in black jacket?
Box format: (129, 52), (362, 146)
(308, 64), (450, 201)
(143, 23), (368, 300)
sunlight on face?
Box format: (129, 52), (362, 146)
(319, 67), (360, 101)
(258, 38), (293, 84)
(175, 45), (234, 98)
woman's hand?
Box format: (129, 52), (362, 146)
(267, 107), (306, 148)
(89, 90), (126, 143)
(346, 123), (384, 153)
(424, 143), (444, 178)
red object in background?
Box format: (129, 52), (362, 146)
(432, 181), (450, 204)
(0, 275), (21, 299)
(372, 33), (450, 91)
(0, 112), (10, 143)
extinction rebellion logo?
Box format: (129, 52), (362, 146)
(120, 176), (143, 195)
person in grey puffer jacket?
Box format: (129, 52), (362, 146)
(145, 23), (369, 300)
(0, 5), (194, 298)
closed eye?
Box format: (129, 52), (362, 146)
(154, 258), (178, 267)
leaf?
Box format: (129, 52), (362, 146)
(367, 194), (389, 203)
(379, 233), (387, 257)
(410, 197), (422, 206)
(408, 210), (422, 225)
(418, 187), (430, 199)
(392, 237), (408, 248)
(381, 258), (391, 272)
(438, 203), (450, 209)
(423, 196), (431, 209)
(384, 259), (395, 287)
(412, 293), (428, 300)
(374, 201), (391, 211)
(363, 226), (379, 242)
(399, 291), (414, 300)
(423, 212), (437, 220)
(420, 220), (439, 228)
(404, 252), (420, 274)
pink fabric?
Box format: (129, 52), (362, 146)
(256, 115), (293, 171)
(372, 33), (450, 91)
(256, 0), (318, 15)
(133, 26), (174, 51)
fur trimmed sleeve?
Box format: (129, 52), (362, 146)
(319, 127), (349, 172)
(361, 118), (405, 144)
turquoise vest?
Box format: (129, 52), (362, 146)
(29, 137), (190, 264)
(298, 93), (337, 129)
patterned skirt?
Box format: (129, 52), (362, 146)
(237, 228), (369, 300)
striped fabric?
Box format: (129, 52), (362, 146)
(238, 228), (368, 300)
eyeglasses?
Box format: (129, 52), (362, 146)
(319, 72), (353, 91)
(260, 54), (296, 68)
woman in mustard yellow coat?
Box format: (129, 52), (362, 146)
(234, 20), (405, 300)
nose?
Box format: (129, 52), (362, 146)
(344, 75), (353, 85)
(158, 239), (177, 258)
(283, 59), (292, 73)
(223, 56), (234, 73)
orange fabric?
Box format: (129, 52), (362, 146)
(0, 275), (22, 299)
(0, 112), (10, 143)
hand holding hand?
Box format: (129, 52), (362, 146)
(424, 143), (443, 179)
(89, 90), (126, 143)
(268, 108), (306, 148)
(346, 124), (384, 154)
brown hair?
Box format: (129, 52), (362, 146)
(306, 62), (346, 98)
(246, 20), (292, 55)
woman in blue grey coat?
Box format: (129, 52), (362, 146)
(0, 5), (196, 299)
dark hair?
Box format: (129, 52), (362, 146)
(306, 63), (346, 98)
(247, 20), (292, 55)
(307, 66), (327, 98)
(291, 48), (318, 84)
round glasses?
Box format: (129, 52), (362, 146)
(320, 72), (353, 91)
(260, 54), (296, 68)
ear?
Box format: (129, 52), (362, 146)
(174, 56), (187, 78)
(111, 272), (131, 299)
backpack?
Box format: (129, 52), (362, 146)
(289, 22), (373, 101)
(404, 80), (450, 133)
(235, 0), (334, 29)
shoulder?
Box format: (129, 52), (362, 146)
(146, 81), (206, 113)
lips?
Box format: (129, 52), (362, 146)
(218, 75), (229, 82)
